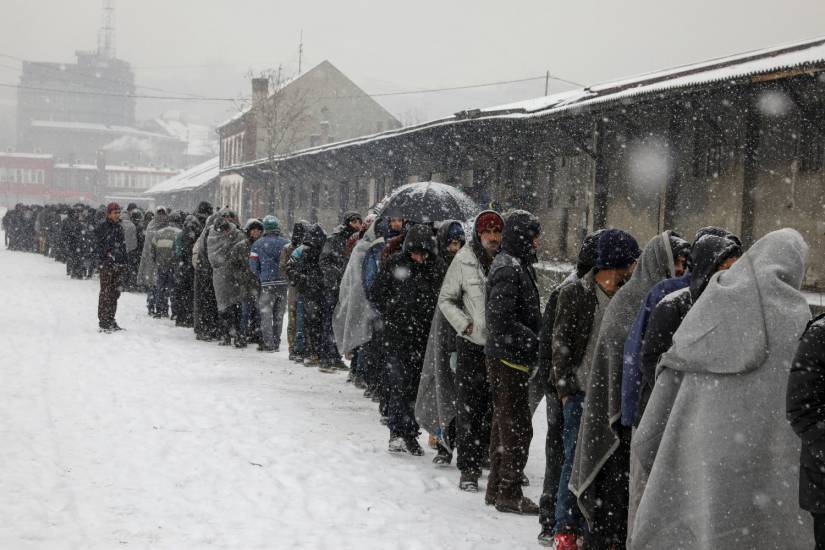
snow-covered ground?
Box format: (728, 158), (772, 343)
(0, 240), (548, 549)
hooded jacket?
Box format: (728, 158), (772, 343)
(368, 223), (446, 356)
(633, 234), (742, 426)
(287, 224), (327, 302)
(630, 229), (812, 549)
(484, 210), (541, 366)
(570, 231), (677, 528)
(320, 218), (360, 294)
(435, 219), (464, 267)
(250, 229), (290, 287)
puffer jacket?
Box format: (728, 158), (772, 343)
(250, 230), (290, 287)
(437, 211), (501, 347)
(484, 210), (541, 367)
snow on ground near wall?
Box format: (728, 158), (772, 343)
(0, 241), (548, 549)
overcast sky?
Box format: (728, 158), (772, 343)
(2, 0), (825, 126)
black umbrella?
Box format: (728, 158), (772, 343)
(377, 181), (479, 224)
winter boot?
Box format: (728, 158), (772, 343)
(432, 445), (452, 467)
(552, 532), (578, 550)
(318, 360), (337, 373)
(458, 471), (479, 492)
(234, 336), (247, 349)
(332, 358), (349, 371)
(494, 495), (540, 515)
(403, 435), (424, 456)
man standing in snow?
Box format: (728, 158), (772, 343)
(548, 229), (639, 548)
(95, 202), (127, 332)
(250, 215), (290, 352)
(437, 210), (503, 491)
(484, 210), (542, 515)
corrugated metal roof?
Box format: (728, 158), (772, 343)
(144, 157), (218, 195)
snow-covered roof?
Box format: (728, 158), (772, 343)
(30, 120), (182, 141)
(54, 163), (178, 174)
(152, 117), (218, 157)
(143, 157), (219, 196)
(224, 35), (825, 172)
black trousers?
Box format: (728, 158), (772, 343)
(455, 338), (491, 477)
(98, 264), (122, 328)
(194, 268), (219, 339)
(814, 513), (825, 550)
(539, 381), (564, 530)
(385, 350), (423, 437)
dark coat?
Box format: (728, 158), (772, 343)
(95, 218), (127, 267)
(229, 237), (260, 300)
(484, 211), (541, 366)
(368, 224), (446, 358)
(287, 224), (327, 302)
(788, 314), (825, 512)
(551, 271), (599, 398)
(319, 224), (358, 294)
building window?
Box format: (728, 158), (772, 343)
(798, 122), (824, 174)
(692, 117), (728, 179)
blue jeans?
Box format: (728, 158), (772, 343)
(258, 286), (287, 349)
(154, 267), (175, 315)
(555, 392), (585, 533)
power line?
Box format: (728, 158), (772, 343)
(0, 71), (584, 103)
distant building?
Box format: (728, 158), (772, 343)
(217, 60), (402, 221)
(143, 157), (219, 212)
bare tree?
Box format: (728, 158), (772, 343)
(238, 65), (312, 222)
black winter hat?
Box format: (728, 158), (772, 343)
(342, 211), (362, 225)
(576, 229), (605, 278)
(596, 229), (641, 270)
(669, 233), (691, 260)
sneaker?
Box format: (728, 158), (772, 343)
(458, 472), (479, 492)
(537, 527), (555, 547)
(403, 435), (424, 456)
(494, 496), (540, 515)
(432, 446), (452, 467)
(552, 533), (578, 550)
(332, 359), (349, 371)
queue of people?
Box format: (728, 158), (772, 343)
(4, 199), (824, 549)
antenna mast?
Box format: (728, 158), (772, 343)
(97, 0), (116, 59)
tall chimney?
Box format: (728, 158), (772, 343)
(252, 78), (269, 108)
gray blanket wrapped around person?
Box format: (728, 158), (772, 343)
(629, 228), (813, 550)
(415, 308), (458, 448)
(333, 222), (378, 354)
(136, 216), (159, 286)
(571, 231), (677, 528)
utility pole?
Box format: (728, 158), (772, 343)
(298, 30), (304, 74)
(545, 70), (550, 96)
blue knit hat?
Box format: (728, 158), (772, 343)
(447, 222), (465, 243)
(596, 229), (641, 269)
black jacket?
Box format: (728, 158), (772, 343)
(95, 218), (127, 267)
(551, 272), (599, 398)
(484, 211), (541, 366)
(368, 224), (446, 359)
(636, 234), (741, 425)
(319, 223), (358, 294)
(788, 314), (825, 512)
(287, 224), (327, 302)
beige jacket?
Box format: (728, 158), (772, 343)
(438, 244), (488, 347)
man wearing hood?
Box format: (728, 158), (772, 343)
(545, 229), (639, 548)
(138, 207), (169, 315)
(436, 220), (466, 267)
(369, 223), (446, 455)
(284, 221), (308, 361)
(207, 211), (246, 345)
(630, 229), (813, 549)
(250, 215), (289, 352)
(192, 210), (221, 341)
(151, 210), (182, 318)
(319, 211), (363, 370)
(570, 230), (688, 547)
(437, 211), (502, 491)
(175, 214), (201, 327)
(536, 229), (604, 543)
(288, 224), (328, 367)
(484, 210), (542, 515)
